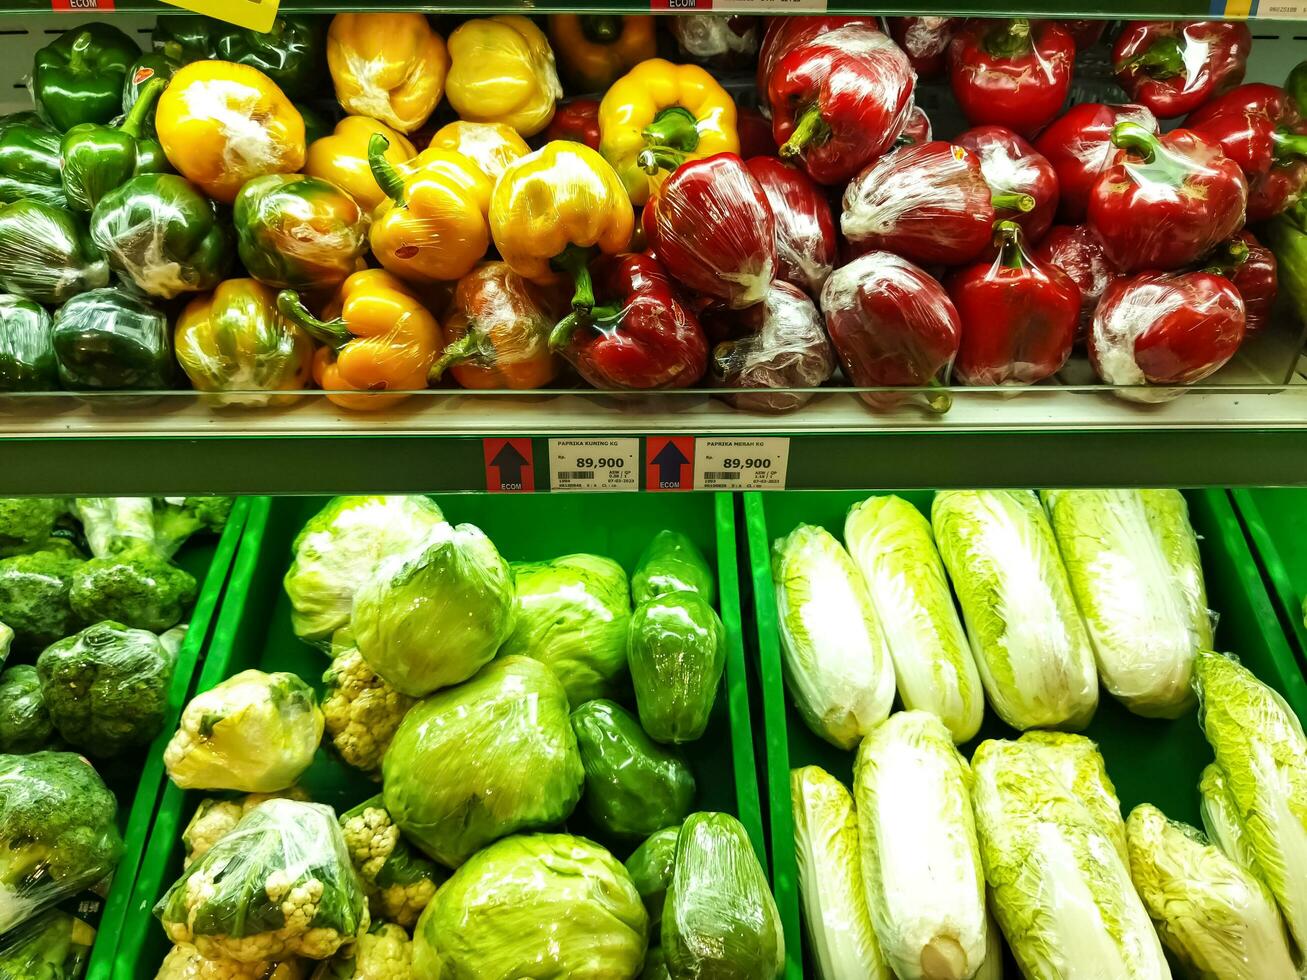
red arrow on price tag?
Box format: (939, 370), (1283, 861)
(483, 438), (535, 493)
(645, 437), (695, 491)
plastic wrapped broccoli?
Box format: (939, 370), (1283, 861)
(72, 498), (157, 558)
(0, 544), (85, 653)
(0, 905), (98, 979)
(312, 921), (413, 979)
(0, 666), (55, 754)
(69, 543), (197, 633)
(153, 497), (235, 558)
(156, 799), (370, 964)
(321, 629), (414, 778)
(165, 670), (324, 793)
(0, 498), (61, 557)
(339, 797), (443, 929)
(155, 942), (307, 979)
(182, 787), (312, 868)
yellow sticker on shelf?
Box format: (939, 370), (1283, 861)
(1219, 0), (1307, 16)
(156, 0), (279, 31)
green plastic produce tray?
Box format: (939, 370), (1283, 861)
(1231, 489), (1307, 670)
(82, 498), (251, 980)
(117, 491), (764, 976)
(744, 488), (1307, 980)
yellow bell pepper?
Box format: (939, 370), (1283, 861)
(490, 140), (633, 316)
(277, 268), (443, 411)
(547, 16), (657, 94)
(304, 116), (416, 213)
(598, 58), (739, 206)
(327, 13), (448, 134)
(156, 61), (305, 204)
(367, 134), (493, 284)
(428, 121), (529, 183)
(446, 16), (563, 138)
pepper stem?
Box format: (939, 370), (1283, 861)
(549, 311), (584, 352)
(991, 191), (1036, 214)
(992, 220), (1027, 270)
(429, 327), (486, 382)
(1273, 128), (1307, 163)
(639, 106), (700, 174)
(276, 290), (352, 350)
(985, 18), (1033, 60)
(367, 134), (407, 207)
(1122, 35), (1185, 81)
(926, 376), (953, 414)
(638, 147), (688, 173)
(67, 31), (93, 74)
(120, 76), (165, 140)
(580, 15), (622, 44)
(780, 103), (830, 160)
(1111, 121), (1162, 163)
(551, 244), (596, 313)
(1203, 237), (1251, 277)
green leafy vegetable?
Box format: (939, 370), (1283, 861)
(1017, 731), (1127, 864)
(1199, 763), (1263, 878)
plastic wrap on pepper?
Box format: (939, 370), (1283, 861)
(543, 99), (602, 150)
(1035, 103), (1159, 224)
(955, 125), (1059, 245)
(0, 296), (56, 393)
(745, 156), (836, 298)
(427, 121), (530, 183)
(52, 288), (172, 392)
(121, 57), (176, 141)
(306, 116), (416, 213)
(1061, 20), (1107, 49)
(949, 19), (1074, 137)
(0, 201), (108, 305)
(670, 15), (760, 69)
(821, 251), (960, 411)
(60, 77), (169, 215)
(1087, 122), (1248, 273)
(32, 23), (139, 132)
(327, 13), (447, 134)
(547, 15), (656, 93)
(0, 114), (66, 209)
(900, 104), (933, 145)
(1090, 270), (1246, 401)
(89, 173), (231, 299)
(1267, 197), (1307, 327)
(153, 14), (325, 100)
(756, 16), (876, 112)
(709, 280), (834, 413)
(1204, 232), (1277, 335)
(768, 23), (915, 186)
(175, 278), (315, 406)
(886, 17), (961, 79)
(947, 220), (1081, 386)
(1034, 224), (1122, 342)
(1114, 21), (1251, 119)
(446, 16), (562, 138)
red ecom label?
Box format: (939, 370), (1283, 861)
(53, 0), (115, 9)
(650, 0), (713, 8)
(645, 436), (694, 491)
(483, 438), (535, 493)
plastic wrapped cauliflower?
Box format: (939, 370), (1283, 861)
(311, 922), (413, 979)
(183, 787), (312, 867)
(339, 797), (442, 928)
(156, 800), (370, 964)
(321, 629), (414, 778)
(155, 942), (307, 979)
(165, 670), (324, 793)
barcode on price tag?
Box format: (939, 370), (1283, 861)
(693, 438), (789, 490)
(549, 438), (639, 492)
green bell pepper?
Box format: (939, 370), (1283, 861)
(89, 173), (231, 300)
(33, 23), (140, 132)
(1268, 199), (1307, 326)
(632, 530), (716, 606)
(0, 201), (108, 305)
(1288, 61), (1307, 117)
(122, 54), (180, 140)
(0, 296), (57, 393)
(61, 77), (170, 214)
(52, 288), (172, 391)
(627, 591), (725, 745)
(150, 15), (211, 64)
(152, 14), (325, 98)
(626, 826), (681, 929)
(0, 115), (65, 209)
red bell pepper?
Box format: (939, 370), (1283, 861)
(1186, 83), (1307, 220)
(820, 250), (961, 411)
(1113, 21), (1252, 119)
(1204, 231), (1277, 334)
(737, 105), (779, 159)
(757, 15), (876, 106)
(643, 152), (776, 309)
(901, 104), (933, 145)
(1061, 20), (1107, 49)
(1034, 103), (1159, 223)
(543, 99), (601, 150)
(745, 156), (836, 298)
(948, 19), (1075, 138)
(955, 125), (1060, 244)
(768, 22), (916, 185)
(1087, 121), (1248, 273)
(1089, 270), (1246, 400)
(885, 17), (960, 79)
(548, 252), (708, 390)
(946, 220), (1081, 386)
(842, 140), (1028, 267)
(1033, 224), (1121, 342)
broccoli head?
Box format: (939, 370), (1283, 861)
(36, 621), (176, 758)
(69, 544), (197, 633)
(316, 921), (413, 979)
(154, 498), (234, 559)
(0, 666), (56, 754)
(0, 549), (84, 653)
(322, 637), (414, 778)
(182, 787), (311, 868)
(0, 752), (122, 933)
(0, 906), (97, 979)
(154, 942), (307, 979)
(0, 498), (61, 558)
(71, 498), (156, 558)
(339, 797), (441, 929)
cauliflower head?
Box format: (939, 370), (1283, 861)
(339, 797), (441, 928)
(155, 942), (307, 979)
(313, 922), (413, 979)
(321, 635), (414, 778)
(183, 788), (312, 867)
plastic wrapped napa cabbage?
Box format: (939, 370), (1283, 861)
(1042, 489), (1211, 718)
(663, 812), (784, 980)
(382, 656), (583, 868)
(771, 524), (895, 749)
(931, 490), (1098, 731)
(155, 799), (369, 964)
(283, 495), (448, 648)
(1195, 650), (1307, 954)
(631, 530), (715, 606)
(844, 496), (984, 743)
(627, 591), (725, 745)
(625, 826), (680, 931)
(352, 522), (515, 698)
(853, 712), (987, 980)
(971, 739), (1170, 980)
(790, 766), (889, 980)
(499, 554), (631, 706)
(1017, 731), (1127, 865)
(1199, 764), (1262, 876)
(411, 833), (648, 979)
(1125, 803), (1296, 980)
(164, 669), (324, 793)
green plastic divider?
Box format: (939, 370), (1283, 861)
(744, 488), (1307, 980)
(83, 498), (251, 980)
(117, 492), (764, 976)
(1231, 489), (1307, 671)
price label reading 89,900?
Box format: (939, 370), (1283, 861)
(549, 438), (640, 493)
(694, 438), (790, 491)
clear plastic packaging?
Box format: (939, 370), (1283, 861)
(338, 795), (442, 928)
(0, 296), (56, 394)
(0, 201), (108, 305)
(1016, 731), (1128, 863)
(744, 157), (836, 297)
(756, 16), (876, 112)
(1033, 103), (1158, 224)
(327, 14), (447, 134)
(182, 788), (311, 868)
(1198, 764), (1260, 876)
(632, 530), (715, 606)
(1113, 21), (1252, 119)
(948, 20), (1075, 138)
(625, 826), (679, 930)
(155, 799), (369, 964)
(428, 121), (530, 183)
(627, 591), (725, 745)
(73, 497), (155, 558)
(68, 539), (196, 632)
(886, 17), (960, 78)
(671, 14), (759, 66)
(954, 125), (1059, 245)
(52, 289), (173, 392)
(0, 905), (99, 979)
(321, 630), (415, 777)
(1033, 224), (1120, 341)
(0, 547), (84, 654)
(1089, 271), (1246, 403)
(445, 16), (563, 139)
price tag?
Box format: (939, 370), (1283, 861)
(651, 0), (825, 9)
(52, 0), (115, 11)
(549, 438), (639, 492)
(156, 0), (279, 31)
(694, 438), (790, 491)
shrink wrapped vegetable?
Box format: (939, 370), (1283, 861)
(0, 906), (97, 979)
(1199, 763), (1261, 875)
(948, 20), (1075, 138)
(182, 787), (310, 867)
(164, 669), (323, 792)
(1113, 21), (1251, 118)
(500, 553), (630, 705)
(1033, 225), (1120, 340)
(445, 16), (562, 138)
(32, 23), (139, 132)
(790, 766), (889, 980)
(1126, 803), (1296, 980)
(772, 524), (894, 749)
(156, 799), (369, 963)
(339, 796), (443, 929)
(0, 547), (84, 653)
(627, 591), (725, 744)
(663, 812), (784, 980)
(932, 490), (1098, 731)
(544, 98), (602, 149)
(632, 530), (715, 606)
(954, 126), (1059, 244)
(744, 157), (836, 297)
(547, 15), (656, 93)
(0, 296), (56, 393)
(412, 833), (647, 978)
(0, 498), (60, 558)
(0, 114), (65, 210)
(68, 540), (196, 631)
(1017, 731), (1127, 862)
(59, 76), (168, 215)
(0, 666), (53, 754)
(854, 713), (988, 980)
(321, 628), (414, 778)
(1206, 231), (1278, 335)
(0, 201), (108, 305)
(625, 826), (679, 930)
(1034, 103), (1159, 224)
(887, 17), (960, 78)
(383, 657), (582, 867)
(756, 17), (876, 106)
(670, 14), (759, 68)
(73, 496), (155, 557)
(352, 521), (514, 697)
(428, 121), (530, 183)
(844, 496), (983, 743)
(1043, 489), (1211, 717)
(152, 14), (325, 100)
(970, 739), (1171, 980)
(305, 117), (416, 213)
(327, 14), (447, 134)
(52, 289), (173, 393)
